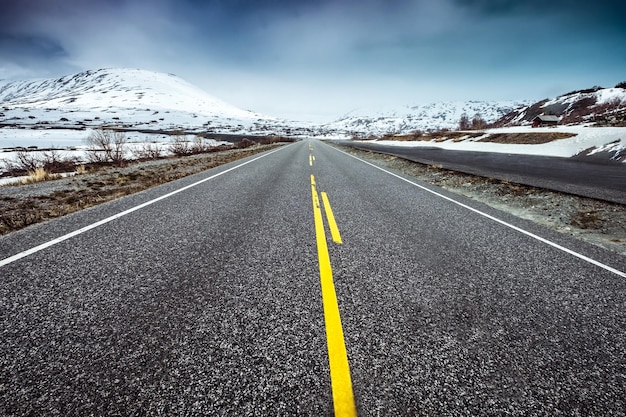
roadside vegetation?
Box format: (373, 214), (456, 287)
(373, 130), (575, 144)
(1, 129), (293, 180)
(2, 147), (80, 178)
(0, 132), (294, 235)
(458, 113), (488, 130)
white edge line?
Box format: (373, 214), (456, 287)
(327, 143), (626, 278)
(0, 145), (291, 268)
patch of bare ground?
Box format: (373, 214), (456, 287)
(478, 131), (576, 144)
(336, 145), (626, 256)
(377, 131), (575, 144)
(381, 131), (485, 142)
(0, 144), (282, 235)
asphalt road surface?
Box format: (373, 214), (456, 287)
(1, 140), (625, 416)
(341, 141), (626, 205)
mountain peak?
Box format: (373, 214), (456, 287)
(0, 68), (270, 121)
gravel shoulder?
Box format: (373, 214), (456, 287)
(330, 142), (626, 256)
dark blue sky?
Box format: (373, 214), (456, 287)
(1, 0), (624, 121)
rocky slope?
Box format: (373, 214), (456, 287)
(493, 84), (626, 127)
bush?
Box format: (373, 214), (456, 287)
(459, 113), (471, 130)
(616, 81), (626, 89)
(471, 113), (487, 130)
(560, 86), (603, 97)
(169, 132), (192, 156)
(85, 129), (128, 164)
(168, 133), (224, 156)
(131, 142), (163, 160)
(41, 148), (79, 172)
(190, 136), (212, 153)
(459, 113), (487, 130)
(2, 148), (80, 176)
(236, 138), (257, 149)
(259, 135), (292, 145)
(15, 149), (40, 172)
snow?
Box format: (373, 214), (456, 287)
(0, 127), (181, 151)
(0, 176), (25, 186)
(366, 125), (626, 159)
(587, 139), (625, 160)
(0, 68), (271, 121)
(531, 87), (626, 122)
(0, 172), (76, 187)
(596, 88), (626, 104)
(0, 127), (233, 176)
(0, 128), (88, 148)
(323, 100), (531, 136)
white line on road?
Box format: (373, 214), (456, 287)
(330, 144), (626, 278)
(0, 145), (292, 268)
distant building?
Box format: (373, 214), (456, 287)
(532, 115), (559, 127)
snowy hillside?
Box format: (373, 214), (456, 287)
(323, 100), (531, 137)
(0, 68), (265, 119)
(495, 85), (626, 127)
(0, 68), (302, 135)
(369, 125), (625, 161)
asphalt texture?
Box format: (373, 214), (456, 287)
(1, 140), (625, 416)
(341, 141), (626, 205)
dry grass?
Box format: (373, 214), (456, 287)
(20, 168), (60, 184)
(76, 165), (88, 175)
(478, 132), (575, 144)
(382, 131), (486, 142)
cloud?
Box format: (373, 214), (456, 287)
(228, 1), (467, 59)
(0, 33), (67, 60)
(0, 0), (624, 120)
(0, 0), (187, 73)
(0, 33), (72, 79)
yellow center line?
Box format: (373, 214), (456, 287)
(310, 154), (313, 166)
(310, 174), (357, 417)
(321, 192), (342, 244)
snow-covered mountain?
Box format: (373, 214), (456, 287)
(494, 85), (626, 127)
(0, 68), (265, 119)
(323, 100), (532, 137)
(0, 68), (299, 134)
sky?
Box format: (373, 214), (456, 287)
(0, 0), (625, 122)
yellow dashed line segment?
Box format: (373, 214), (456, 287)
(310, 174), (357, 417)
(321, 192), (342, 244)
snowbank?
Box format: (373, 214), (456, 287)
(367, 125), (625, 158)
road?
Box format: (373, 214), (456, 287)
(1, 140), (625, 416)
(341, 141), (626, 205)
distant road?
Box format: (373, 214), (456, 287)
(1, 140), (625, 416)
(339, 141), (626, 204)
